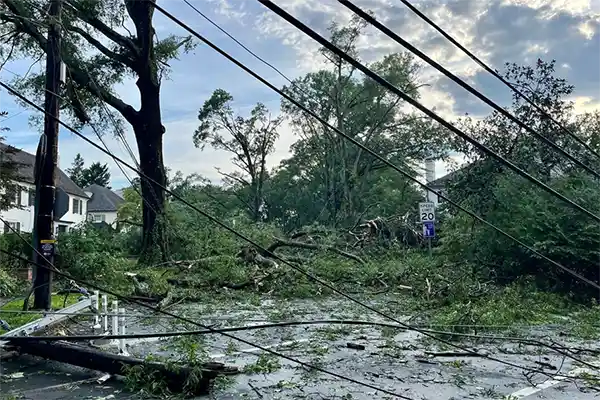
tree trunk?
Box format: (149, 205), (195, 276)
(125, 0), (169, 264)
(134, 118), (168, 264)
(133, 60), (168, 264)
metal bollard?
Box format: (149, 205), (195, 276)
(111, 300), (119, 340)
(118, 307), (126, 354)
(102, 294), (108, 333)
(93, 290), (101, 331)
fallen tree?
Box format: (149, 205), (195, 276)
(263, 237), (365, 264)
(7, 339), (238, 395)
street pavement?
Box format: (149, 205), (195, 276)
(1, 296), (599, 399)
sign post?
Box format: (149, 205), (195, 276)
(419, 202), (436, 257)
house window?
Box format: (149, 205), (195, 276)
(92, 214), (106, 222)
(56, 225), (67, 234)
(72, 198), (83, 214)
(4, 221), (20, 233)
(28, 189), (35, 207)
(14, 187), (22, 206)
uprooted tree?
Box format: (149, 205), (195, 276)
(0, 0), (195, 263)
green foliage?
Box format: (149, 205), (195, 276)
(0, 111), (24, 212)
(66, 153), (85, 187)
(55, 224), (135, 292)
(194, 89), (280, 221)
(0, 266), (18, 297)
(82, 161), (111, 187)
(117, 186), (143, 226)
(427, 280), (600, 339)
(271, 18), (450, 228)
(441, 171), (600, 299)
(440, 59), (600, 301)
(0, 294), (80, 330)
(67, 153), (111, 188)
(0, 0), (195, 133)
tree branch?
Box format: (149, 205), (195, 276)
(264, 237), (365, 264)
(66, 24), (135, 70)
(1, 0), (138, 123)
(64, 0), (139, 57)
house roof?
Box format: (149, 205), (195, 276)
(428, 159), (488, 187)
(0, 142), (89, 198)
(85, 184), (125, 212)
(428, 169), (464, 187)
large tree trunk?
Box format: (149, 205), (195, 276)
(127, 0), (169, 264)
(134, 119), (168, 264)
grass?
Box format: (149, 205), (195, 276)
(0, 293), (81, 331)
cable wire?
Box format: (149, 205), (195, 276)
(339, 0), (600, 180)
(394, 0), (600, 162)
(1, 297), (595, 370)
(10, 306), (599, 357)
(1, 0), (595, 378)
(0, 226), (411, 399)
(146, 3), (600, 293)
(181, 0), (295, 88)
(0, 62), (584, 373)
(255, 0), (600, 223)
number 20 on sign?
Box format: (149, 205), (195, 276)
(419, 202), (435, 222)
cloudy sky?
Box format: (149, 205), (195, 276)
(0, 0), (598, 189)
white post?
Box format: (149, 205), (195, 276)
(119, 307), (126, 354)
(90, 292), (97, 330)
(102, 294), (108, 333)
(111, 300), (118, 341)
(93, 290), (101, 330)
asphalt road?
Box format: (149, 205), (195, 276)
(1, 296), (599, 399)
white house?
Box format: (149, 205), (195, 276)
(84, 184), (124, 228)
(0, 143), (89, 235)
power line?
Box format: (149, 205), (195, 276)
(255, 0), (600, 223)
(165, 0), (600, 290)
(137, 0), (600, 296)
(338, 0), (600, 180)
(26, 0), (159, 219)
(181, 0), (295, 88)
(0, 227), (411, 398)
(147, 3), (600, 293)
(393, 0), (600, 163)
(0, 49), (580, 373)
(1, 1), (594, 378)
(2, 301), (596, 370)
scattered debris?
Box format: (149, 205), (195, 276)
(346, 342), (366, 350)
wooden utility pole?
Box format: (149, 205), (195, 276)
(32, 0), (63, 310)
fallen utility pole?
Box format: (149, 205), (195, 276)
(8, 339), (238, 395)
(32, 0), (63, 310)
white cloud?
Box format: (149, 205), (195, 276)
(2, 0), (599, 192)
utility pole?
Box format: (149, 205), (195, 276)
(32, 0), (63, 310)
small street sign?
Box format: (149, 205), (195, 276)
(419, 202), (436, 222)
(423, 221), (435, 238)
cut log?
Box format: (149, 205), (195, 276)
(7, 339), (238, 395)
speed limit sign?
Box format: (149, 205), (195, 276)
(419, 202), (435, 222)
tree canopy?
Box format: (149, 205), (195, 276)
(66, 153), (111, 188)
(194, 89), (281, 222)
(0, 0), (196, 263)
